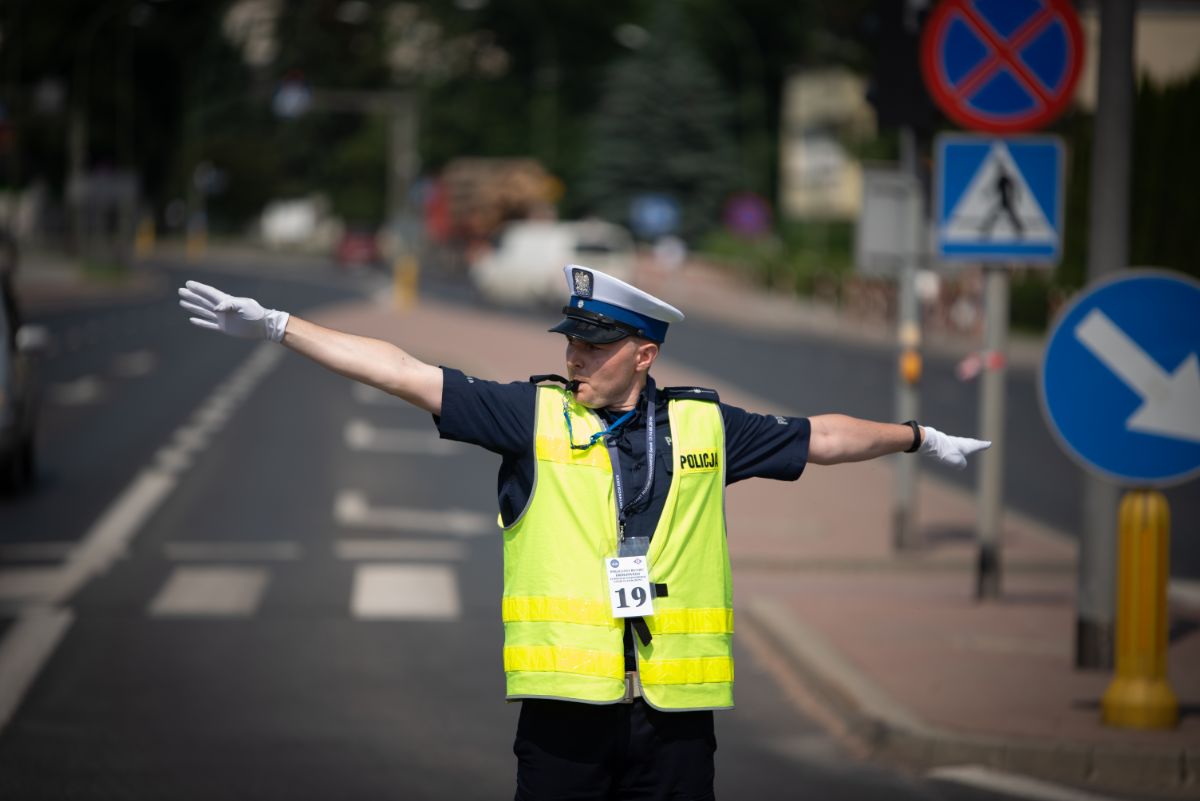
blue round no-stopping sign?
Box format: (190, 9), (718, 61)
(920, 0), (1084, 133)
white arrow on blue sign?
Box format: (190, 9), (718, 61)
(1040, 270), (1200, 487)
(934, 133), (1064, 263)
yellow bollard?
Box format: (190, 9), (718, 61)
(134, 215), (156, 258)
(899, 349), (922, 385)
(185, 227), (206, 262)
(1101, 489), (1178, 729)
(393, 254), (419, 310)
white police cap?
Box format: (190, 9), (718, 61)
(548, 264), (685, 344)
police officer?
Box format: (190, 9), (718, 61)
(178, 266), (988, 801)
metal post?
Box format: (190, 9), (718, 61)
(1077, 0), (1135, 669)
(976, 264), (1008, 599)
(893, 126), (922, 550)
(389, 90), (421, 308)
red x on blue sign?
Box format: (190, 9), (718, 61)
(920, 0), (1084, 134)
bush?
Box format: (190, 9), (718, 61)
(698, 219), (853, 297)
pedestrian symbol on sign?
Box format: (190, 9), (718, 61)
(944, 141), (1052, 245)
(935, 134), (1064, 262)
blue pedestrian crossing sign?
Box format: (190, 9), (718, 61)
(1040, 271), (1200, 487)
(934, 134), (1064, 263)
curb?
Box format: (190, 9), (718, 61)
(746, 597), (1198, 800)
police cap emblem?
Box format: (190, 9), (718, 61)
(571, 268), (594, 299)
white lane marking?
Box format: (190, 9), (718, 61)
(352, 383), (407, 406)
(928, 765), (1124, 801)
(344, 419), (464, 455)
(111, 349), (156, 378)
(334, 491), (493, 537)
(48, 376), (104, 406)
(170, 424), (212, 452)
(351, 564), (460, 620)
(163, 541), (302, 562)
(0, 542), (77, 562)
(1169, 578), (1200, 611)
(0, 568), (70, 603)
(153, 446), (193, 475)
(148, 567), (269, 617)
(50, 470), (177, 604)
(0, 607), (73, 731)
(0, 344), (286, 736)
(335, 540), (467, 562)
(193, 402), (232, 428)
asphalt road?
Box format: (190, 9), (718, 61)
(0, 256), (1114, 800)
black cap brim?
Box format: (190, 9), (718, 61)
(548, 315), (629, 344)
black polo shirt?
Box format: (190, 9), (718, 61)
(434, 367), (810, 538)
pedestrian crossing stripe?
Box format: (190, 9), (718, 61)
(934, 134), (1065, 263)
(942, 142), (1054, 245)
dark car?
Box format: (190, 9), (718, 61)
(0, 272), (45, 491)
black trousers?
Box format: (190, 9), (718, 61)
(513, 699), (716, 801)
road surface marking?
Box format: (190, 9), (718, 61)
(0, 607), (73, 731)
(343, 419), (464, 455)
(111, 350), (156, 378)
(0, 344), (285, 736)
(351, 564), (460, 620)
(154, 446), (193, 474)
(335, 539), (467, 561)
(1170, 578), (1200, 611)
(163, 541), (302, 562)
(334, 491), (493, 536)
(48, 376), (104, 406)
(0, 568), (69, 604)
(928, 765), (1124, 801)
(51, 470), (178, 604)
(149, 567), (269, 617)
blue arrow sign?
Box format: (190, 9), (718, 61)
(934, 134), (1064, 263)
(1040, 271), (1200, 487)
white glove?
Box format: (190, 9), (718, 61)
(919, 425), (991, 469)
(178, 281), (290, 342)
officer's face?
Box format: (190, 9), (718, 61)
(564, 336), (657, 410)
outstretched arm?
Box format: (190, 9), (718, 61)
(808, 414), (988, 469)
(178, 281), (443, 414)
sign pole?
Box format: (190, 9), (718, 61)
(976, 263), (1008, 599)
(893, 126), (923, 550)
(1077, 0), (1135, 670)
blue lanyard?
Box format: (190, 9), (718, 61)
(562, 385), (657, 540)
(563, 404), (634, 450)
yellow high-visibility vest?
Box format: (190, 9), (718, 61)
(501, 385), (734, 711)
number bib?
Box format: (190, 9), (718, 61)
(605, 555), (655, 619)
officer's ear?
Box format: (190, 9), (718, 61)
(632, 338), (659, 373)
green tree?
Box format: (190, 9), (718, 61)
(580, 5), (738, 243)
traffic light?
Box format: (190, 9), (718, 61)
(864, 0), (941, 132)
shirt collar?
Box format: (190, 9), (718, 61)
(601, 375), (657, 422)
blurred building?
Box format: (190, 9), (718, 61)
(778, 68), (876, 222)
(1076, 0), (1200, 110)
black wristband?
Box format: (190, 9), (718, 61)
(903, 420), (921, 453)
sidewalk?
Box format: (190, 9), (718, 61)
(302, 271), (1197, 800)
(12, 248), (166, 314)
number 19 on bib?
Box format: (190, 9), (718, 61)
(605, 556), (655, 619)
